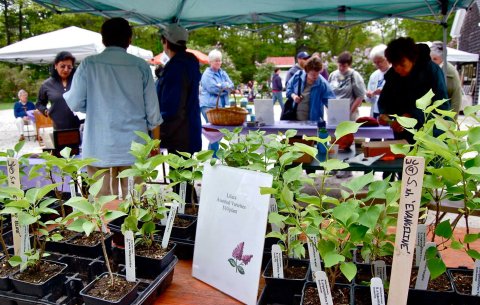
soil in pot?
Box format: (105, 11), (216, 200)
(182, 204), (199, 216)
(409, 269), (451, 291)
(0, 257), (15, 278)
(171, 217), (194, 228)
(13, 260), (63, 283)
(264, 261), (308, 279)
(356, 255), (393, 265)
(84, 274), (137, 302)
(136, 242), (173, 259)
(450, 270), (473, 294)
(69, 231), (108, 246)
(303, 285), (350, 305)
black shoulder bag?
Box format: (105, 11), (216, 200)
(280, 76), (302, 121)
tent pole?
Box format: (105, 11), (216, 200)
(442, 18), (448, 84)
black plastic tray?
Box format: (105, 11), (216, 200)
(0, 252), (177, 305)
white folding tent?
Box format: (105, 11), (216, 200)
(0, 26), (153, 64)
(423, 41), (479, 62)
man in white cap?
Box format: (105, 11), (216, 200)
(156, 24), (202, 154)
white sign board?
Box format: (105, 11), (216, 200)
(192, 164), (273, 305)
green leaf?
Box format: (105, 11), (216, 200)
(340, 261), (357, 282)
(268, 212), (287, 227)
(434, 220), (453, 239)
(464, 234), (480, 244)
(89, 177), (105, 197)
(450, 240), (463, 250)
(466, 249), (480, 260)
(427, 257), (446, 280)
(237, 266), (245, 274)
(65, 198), (94, 215)
(428, 167), (462, 186)
(104, 210), (126, 222)
(349, 224), (369, 242)
(141, 221), (156, 234)
(342, 172), (374, 194)
(320, 159), (349, 172)
(332, 202), (356, 225)
(390, 143), (411, 156)
(59, 147), (72, 159)
(416, 89), (435, 110)
(464, 104), (480, 116)
(82, 221), (95, 236)
(18, 212), (37, 226)
(283, 164), (303, 184)
(8, 256), (23, 267)
(323, 252), (345, 268)
(293, 142), (317, 158)
(396, 116), (417, 128)
(334, 121), (361, 140)
(358, 204), (383, 229)
(117, 168), (142, 179)
(228, 258), (237, 267)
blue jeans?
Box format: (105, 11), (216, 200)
(272, 91), (284, 109)
(200, 106), (219, 155)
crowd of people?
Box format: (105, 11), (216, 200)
(13, 16), (460, 193)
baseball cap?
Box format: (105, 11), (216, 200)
(161, 24), (188, 46)
(296, 51), (310, 59)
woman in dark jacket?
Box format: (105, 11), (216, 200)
(378, 37), (449, 143)
(36, 51), (81, 130)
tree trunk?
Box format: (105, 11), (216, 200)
(2, 0), (11, 45)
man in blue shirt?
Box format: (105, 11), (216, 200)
(156, 24), (202, 154)
(13, 89), (36, 141)
(64, 17), (162, 197)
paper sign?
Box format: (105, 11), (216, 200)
(314, 271), (333, 305)
(269, 198), (280, 232)
(370, 277), (386, 305)
(162, 201), (178, 249)
(415, 224), (427, 267)
(373, 260), (387, 282)
(69, 180), (77, 197)
(387, 156), (425, 305)
(124, 230), (136, 282)
(6, 158), (26, 257)
(307, 234), (322, 279)
(271, 244), (284, 278)
(192, 164), (273, 305)
(415, 242), (436, 290)
(472, 259), (480, 296)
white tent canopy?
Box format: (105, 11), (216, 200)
(423, 41), (478, 62)
(0, 26), (153, 64)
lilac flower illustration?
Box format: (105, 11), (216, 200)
(228, 242), (253, 275)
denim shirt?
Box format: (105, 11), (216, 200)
(199, 67), (234, 108)
(64, 47), (162, 167)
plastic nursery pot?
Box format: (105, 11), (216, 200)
(112, 242), (177, 278)
(170, 236), (195, 260)
(447, 268), (480, 304)
(10, 260), (67, 298)
(300, 281), (352, 305)
(156, 214), (197, 239)
(354, 263), (391, 286)
(64, 232), (114, 258)
(80, 273), (139, 305)
(257, 284), (302, 305)
(353, 285), (388, 305)
(0, 256), (16, 291)
(262, 258), (310, 301)
(407, 268), (454, 305)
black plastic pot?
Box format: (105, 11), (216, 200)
(0, 256), (16, 291)
(407, 268), (454, 305)
(353, 285), (388, 305)
(300, 281), (352, 305)
(354, 263), (391, 286)
(263, 258), (310, 303)
(156, 214), (197, 239)
(170, 237), (195, 260)
(112, 242), (176, 278)
(257, 284), (302, 305)
(80, 273), (139, 305)
(64, 232), (113, 258)
(448, 268), (480, 304)
(10, 260), (67, 298)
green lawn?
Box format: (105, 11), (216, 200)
(0, 103), (15, 111)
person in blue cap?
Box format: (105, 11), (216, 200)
(285, 51), (310, 86)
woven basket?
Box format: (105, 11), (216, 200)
(206, 91), (248, 126)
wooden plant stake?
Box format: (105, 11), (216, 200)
(387, 156), (425, 305)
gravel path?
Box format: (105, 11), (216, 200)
(0, 109), (44, 155)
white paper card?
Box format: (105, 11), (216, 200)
(387, 157), (425, 305)
(370, 277), (386, 305)
(254, 99), (275, 125)
(315, 271), (333, 305)
(124, 230), (136, 282)
(415, 224), (427, 267)
(271, 244), (284, 278)
(373, 260), (387, 282)
(192, 164), (273, 305)
(472, 259), (480, 296)
(307, 234), (322, 279)
(415, 242), (436, 290)
(162, 202), (178, 249)
(327, 98), (350, 126)
(269, 198), (280, 232)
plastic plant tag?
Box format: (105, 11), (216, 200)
(314, 271), (333, 305)
(370, 277), (386, 305)
(307, 234), (322, 279)
(415, 224), (427, 267)
(77, 171), (83, 197)
(472, 259), (480, 296)
(373, 260), (387, 282)
(7, 158), (24, 257)
(388, 156), (425, 305)
(287, 227), (297, 258)
(162, 201), (178, 249)
(415, 242), (436, 290)
(269, 198), (280, 232)
(69, 180), (77, 197)
(271, 244), (284, 278)
(127, 176), (134, 200)
(177, 182), (187, 214)
(124, 230), (136, 282)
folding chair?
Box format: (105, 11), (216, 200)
(53, 128), (81, 157)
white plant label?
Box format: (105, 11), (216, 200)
(77, 171), (83, 197)
(415, 242), (436, 290)
(271, 244), (284, 278)
(268, 198), (280, 232)
(415, 224), (427, 267)
(472, 259), (480, 296)
(287, 227), (297, 258)
(124, 230), (136, 282)
(307, 234), (322, 279)
(370, 277), (386, 305)
(373, 260), (387, 282)
(69, 180), (77, 197)
(364, 252), (371, 264)
(162, 201), (178, 249)
(314, 271), (333, 305)
(127, 176), (134, 200)
(179, 181), (187, 201)
(387, 156), (425, 305)
(6, 158), (26, 257)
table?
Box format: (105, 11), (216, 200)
(203, 121), (394, 141)
(303, 146), (404, 174)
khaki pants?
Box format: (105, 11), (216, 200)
(87, 165), (141, 199)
